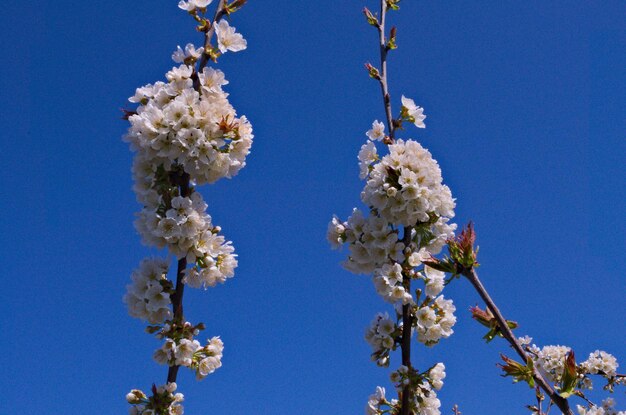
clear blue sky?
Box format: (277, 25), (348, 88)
(1, 1), (624, 414)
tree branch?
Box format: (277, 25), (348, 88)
(401, 226), (413, 415)
(462, 268), (573, 415)
(376, 0), (396, 140)
(197, 0), (228, 74)
(167, 172), (191, 384)
(373, 2), (411, 412)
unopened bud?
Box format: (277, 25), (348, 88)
(363, 7), (379, 26)
(364, 63), (381, 80)
(387, 26), (398, 50)
(126, 389), (146, 404)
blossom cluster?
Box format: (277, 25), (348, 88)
(154, 335), (224, 380)
(514, 339), (625, 412)
(325, 69), (458, 415)
(328, 94), (456, 414)
(133, 186), (238, 287)
(372, 263), (412, 305)
(365, 312), (400, 366)
(126, 382), (184, 415)
(361, 138), (455, 227)
(415, 295), (456, 346)
(125, 62), (252, 186)
(327, 116), (457, 315)
(328, 210), (403, 274)
(124, 258), (173, 324)
(581, 350), (619, 378)
(367, 363), (446, 415)
(527, 343), (620, 388)
(577, 398), (626, 415)
(124, 2), (249, 413)
(366, 386), (396, 415)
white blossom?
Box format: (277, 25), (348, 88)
(358, 141), (378, 179)
(581, 350), (619, 377)
(366, 120), (385, 141)
(214, 20), (247, 53)
(424, 266), (445, 297)
(429, 363), (446, 390)
(124, 258), (172, 324)
(178, 0), (212, 12)
(365, 386), (387, 415)
(401, 95), (426, 128)
(336, 209), (404, 274)
(172, 43), (204, 63)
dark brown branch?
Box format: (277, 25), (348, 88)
(400, 226), (413, 415)
(373, 1), (411, 412)
(167, 172), (191, 384)
(462, 268), (573, 415)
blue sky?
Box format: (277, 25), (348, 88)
(1, 1), (624, 414)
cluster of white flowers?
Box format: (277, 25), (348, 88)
(366, 386), (395, 415)
(389, 365), (444, 415)
(364, 312), (399, 366)
(522, 341), (625, 408)
(124, 3), (250, 412)
(577, 398), (626, 415)
(371, 255), (447, 308)
(361, 139), (455, 227)
(178, 0), (212, 12)
(328, 210), (403, 274)
(415, 296), (456, 346)
(530, 344), (572, 383)
(414, 382), (442, 415)
(581, 350), (619, 377)
(134, 190), (236, 265)
(372, 263), (412, 305)
(124, 258), (172, 324)
(329, 96), (457, 415)
(154, 336), (224, 379)
(127, 382), (184, 415)
(125, 63), (252, 186)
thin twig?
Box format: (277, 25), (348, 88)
(376, 0), (396, 140)
(462, 268), (573, 415)
(197, 0), (228, 73)
(536, 386), (544, 415)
